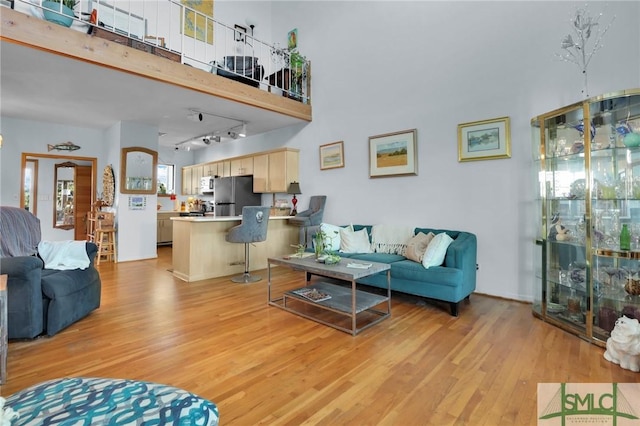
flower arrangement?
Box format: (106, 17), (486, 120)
(556, 5), (615, 98)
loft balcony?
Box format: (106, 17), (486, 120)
(0, 0), (312, 147)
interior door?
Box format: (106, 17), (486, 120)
(74, 165), (93, 241)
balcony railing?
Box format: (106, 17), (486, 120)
(11, 0), (311, 104)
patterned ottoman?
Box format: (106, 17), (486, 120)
(5, 377), (219, 425)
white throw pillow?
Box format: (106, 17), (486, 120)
(422, 232), (453, 269)
(317, 223), (351, 251)
(340, 228), (372, 253)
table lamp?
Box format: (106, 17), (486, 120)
(287, 181), (301, 215)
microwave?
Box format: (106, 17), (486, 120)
(200, 176), (214, 193)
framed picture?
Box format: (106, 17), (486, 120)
(369, 129), (418, 178)
(319, 141), (345, 170)
(288, 28), (298, 50)
(458, 116), (511, 162)
(181, 0), (214, 44)
(234, 24), (247, 42)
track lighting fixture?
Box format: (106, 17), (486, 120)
(238, 123), (247, 138)
(187, 112), (203, 122)
(228, 131), (239, 139)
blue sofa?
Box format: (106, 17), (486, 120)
(311, 225), (477, 316)
(0, 206), (102, 339)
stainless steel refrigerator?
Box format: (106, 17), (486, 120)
(213, 176), (261, 216)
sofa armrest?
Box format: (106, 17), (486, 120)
(444, 232), (477, 292)
(0, 255), (43, 278)
(86, 242), (98, 265)
(0, 255), (45, 338)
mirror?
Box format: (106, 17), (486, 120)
(54, 161), (76, 230)
(120, 147), (158, 194)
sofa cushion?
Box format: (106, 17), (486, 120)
(390, 260), (463, 287)
(41, 268), (100, 299)
(340, 227), (371, 253)
(422, 232), (454, 269)
(404, 232), (434, 263)
(350, 252), (406, 263)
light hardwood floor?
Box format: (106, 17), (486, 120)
(1, 247), (637, 424)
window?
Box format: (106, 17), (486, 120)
(157, 163), (175, 195)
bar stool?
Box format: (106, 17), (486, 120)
(95, 227), (117, 265)
(93, 212), (116, 265)
(225, 206), (270, 283)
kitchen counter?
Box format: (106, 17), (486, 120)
(171, 215), (298, 282)
(171, 215), (293, 222)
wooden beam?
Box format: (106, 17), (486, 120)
(0, 8), (311, 122)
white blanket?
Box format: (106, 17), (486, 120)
(38, 241), (90, 270)
(371, 225), (414, 255)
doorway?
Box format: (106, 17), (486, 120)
(21, 153), (98, 241)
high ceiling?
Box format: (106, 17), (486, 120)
(0, 40), (307, 150)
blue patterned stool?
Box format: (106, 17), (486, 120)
(5, 377), (219, 425)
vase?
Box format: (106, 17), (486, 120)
(42, 1), (75, 27)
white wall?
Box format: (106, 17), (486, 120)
(115, 121), (161, 262)
(198, 1), (640, 302)
(0, 117), (106, 238)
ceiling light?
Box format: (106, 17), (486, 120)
(238, 123), (247, 138)
(213, 135), (221, 143)
(187, 112), (203, 122)
(228, 131), (238, 139)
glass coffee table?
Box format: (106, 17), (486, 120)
(268, 255), (391, 335)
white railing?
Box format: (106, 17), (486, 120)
(11, 0), (310, 104)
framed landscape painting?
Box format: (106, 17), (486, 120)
(458, 116), (511, 162)
(319, 141), (344, 170)
(369, 129), (417, 178)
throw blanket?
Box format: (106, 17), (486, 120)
(371, 225), (414, 255)
(38, 241), (90, 270)
(0, 206), (41, 257)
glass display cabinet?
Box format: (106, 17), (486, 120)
(532, 89), (640, 346)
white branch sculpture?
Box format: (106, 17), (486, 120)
(556, 4), (615, 99)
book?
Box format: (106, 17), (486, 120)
(292, 288), (331, 302)
(347, 262), (372, 269)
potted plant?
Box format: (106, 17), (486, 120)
(42, 0), (78, 28)
(288, 48), (308, 100)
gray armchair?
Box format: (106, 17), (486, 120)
(288, 196), (327, 246)
(225, 206), (270, 283)
(0, 206), (101, 338)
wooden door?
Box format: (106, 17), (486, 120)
(74, 165), (93, 241)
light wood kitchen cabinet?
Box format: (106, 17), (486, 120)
(203, 162), (218, 177)
(191, 165), (203, 195)
(157, 212), (179, 244)
(231, 157), (254, 176)
(253, 148), (299, 193)
(181, 167), (192, 195)
(220, 161), (231, 177)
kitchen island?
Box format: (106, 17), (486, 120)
(171, 215), (298, 282)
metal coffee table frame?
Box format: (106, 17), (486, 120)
(268, 256), (391, 335)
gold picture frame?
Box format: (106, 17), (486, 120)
(458, 116), (511, 162)
(319, 141), (344, 170)
(368, 129), (417, 178)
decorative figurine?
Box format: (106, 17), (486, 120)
(548, 213), (570, 241)
(603, 316), (640, 372)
